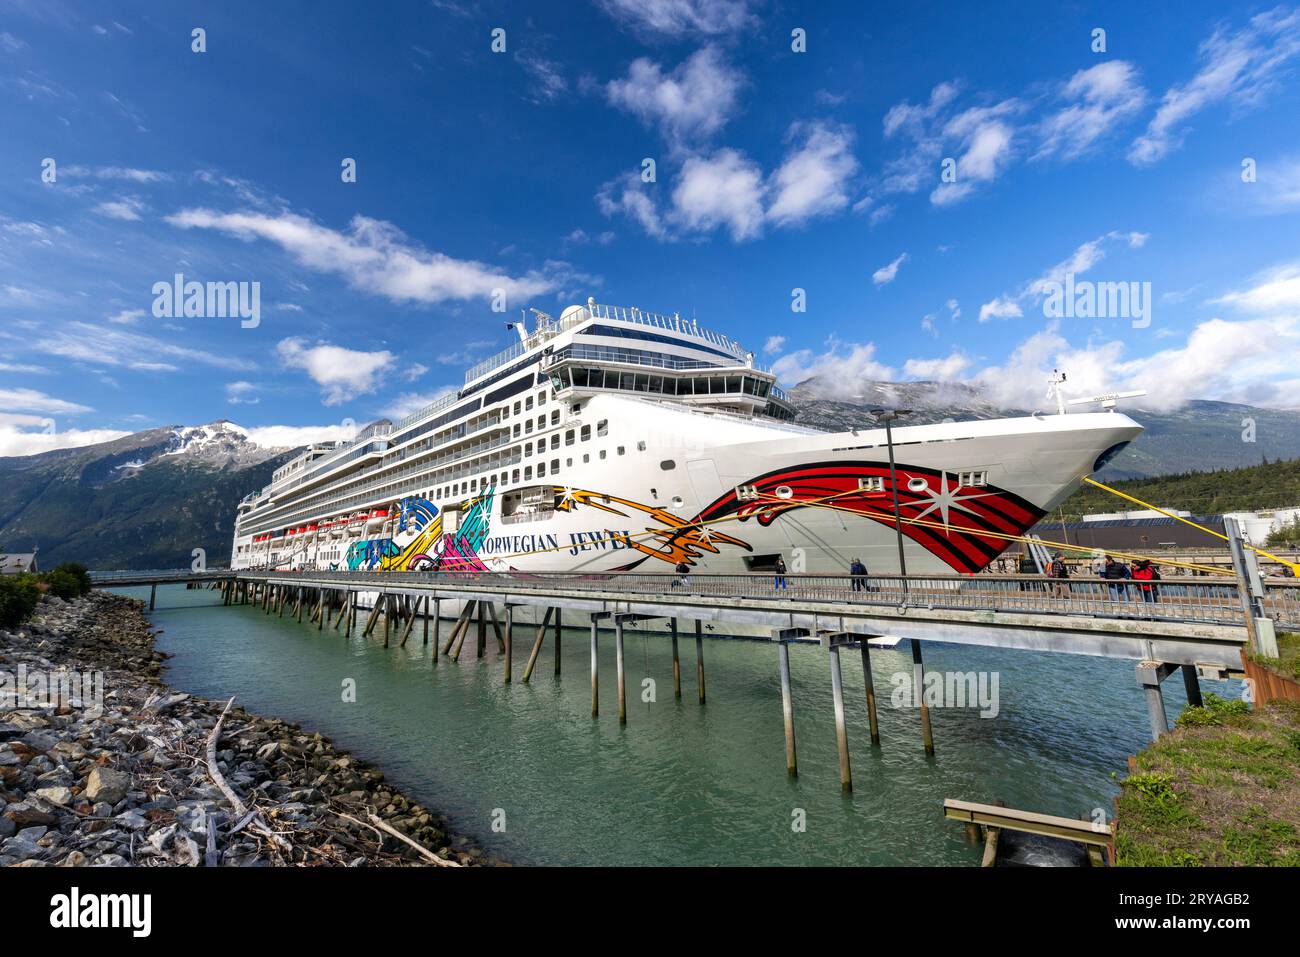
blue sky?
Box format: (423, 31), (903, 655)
(2, 0), (1300, 454)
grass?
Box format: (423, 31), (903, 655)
(1248, 630), (1300, 681)
(1114, 696), (1300, 866)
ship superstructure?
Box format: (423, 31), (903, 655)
(232, 299), (1142, 577)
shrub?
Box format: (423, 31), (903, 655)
(40, 569), (82, 601)
(50, 562), (92, 596)
(0, 573), (41, 629)
(1176, 693), (1251, 728)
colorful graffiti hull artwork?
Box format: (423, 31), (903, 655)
(553, 461), (1045, 574)
(343, 490), (496, 572)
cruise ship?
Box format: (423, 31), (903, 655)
(231, 300), (1143, 581)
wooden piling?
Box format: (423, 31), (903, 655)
(398, 597), (418, 647)
(695, 620), (706, 705)
(382, 594), (391, 646)
(860, 637), (880, 746)
(1181, 664), (1203, 709)
(443, 601), (473, 657)
(149, 583), (156, 611)
(362, 594), (384, 638)
(615, 616), (627, 725)
(829, 640), (852, 792)
(590, 615), (600, 718)
(912, 640), (935, 756)
(475, 602), (487, 658)
(317, 589), (325, 631)
(778, 640), (797, 777)
(522, 607), (555, 683)
(503, 604), (513, 683)
(430, 598), (440, 660)
(553, 608), (562, 675)
(334, 590), (349, 631)
(452, 601), (478, 661)
(671, 618), (681, 700)
(488, 602), (506, 654)
(421, 596), (430, 647)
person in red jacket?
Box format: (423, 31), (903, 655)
(1132, 559), (1160, 603)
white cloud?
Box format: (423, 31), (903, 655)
(64, 165), (169, 183)
(225, 380), (260, 405)
(872, 252), (909, 286)
(1036, 61), (1147, 160)
(670, 149), (765, 241)
(0, 362), (49, 374)
(40, 322), (254, 372)
(771, 339), (895, 394)
(380, 387), (459, 421)
(930, 118), (1015, 206)
(1211, 261), (1300, 312)
(763, 335), (785, 355)
(1130, 7), (1300, 166)
(903, 353), (971, 380)
(106, 308), (144, 325)
(242, 423), (359, 449)
(979, 230), (1148, 320)
(596, 0), (755, 37)
(166, 208), (556, 305)
(596, 174), (669, 240)
(978, 296), (1022, 322)
(766, 122), (859, 227)
(605, 46), (743, 150)
(276, 338), (398, 406)
(0, 419), (130, 457)
(517, 52), (567, 103)
(93, 197), (145, 221)
(0, 388), (93, 415)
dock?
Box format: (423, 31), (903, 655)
(91, 568), (1299, 792)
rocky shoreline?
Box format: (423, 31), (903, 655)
(1, 590), (493, 867)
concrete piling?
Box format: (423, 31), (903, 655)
(695, 620), (706, 705)
(671, 618), (682, 700)
(829, 638), (852, 792)
(860, 636), (881, 746)
(590, 614), (600, 718)
(615, 615), (627, 725)
(778, 639), (797, 777)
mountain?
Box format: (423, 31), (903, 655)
(788, 380), (1300, 479)
(0, 422), (295, 570)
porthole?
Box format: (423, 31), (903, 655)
(774, 485), (794, 499)
(660, 459), (676, 470)
(671, 496), (685, 508)
(907, 477), (928, 492)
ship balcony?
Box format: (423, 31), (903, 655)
(542, 347), (778, 411)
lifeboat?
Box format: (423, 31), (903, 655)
(349, 512), (366, 527)
(366, 508), (389, 527)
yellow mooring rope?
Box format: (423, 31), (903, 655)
(1082, 477), (1300, 576)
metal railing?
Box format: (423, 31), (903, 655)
(238, 570), (1300, 628)
(91, 568), (1299, 631)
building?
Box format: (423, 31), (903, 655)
(0, 553), (38, 575)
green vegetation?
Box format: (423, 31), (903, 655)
(0, 562), (93, 628)
(1060, 456), (1300, 521)
(1248, 631), (1300, 682)
(0, 574), (41, 629)
(1267, 516), (1300, 548)
(1115, 699), (1300, 866)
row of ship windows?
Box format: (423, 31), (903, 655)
(433, 429), (625, 500)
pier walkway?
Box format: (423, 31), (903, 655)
(91, 569), (1298, 773)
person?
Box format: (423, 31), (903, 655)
(773, 555), (788, 591)
(1102, 556), (1132, 601)
(673, 560), (691, 589)
(1048, 552), (1070, 598)
(1132, 559), (1160, 603)
(849, 557), (869, 592)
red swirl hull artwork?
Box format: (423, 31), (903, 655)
(690, 461), (1045, 575)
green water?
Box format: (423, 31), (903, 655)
(119, 585), (1237, 866)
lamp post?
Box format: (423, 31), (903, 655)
(870, 409), (911, 589)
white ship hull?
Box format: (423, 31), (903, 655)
(234, 395), (1141, 579)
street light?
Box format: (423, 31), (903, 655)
(870, 408), (911, 586)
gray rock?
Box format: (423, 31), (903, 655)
(84, 766), (130, 805)
(34, 786), (73, 806)
(0, 817), (15, 839)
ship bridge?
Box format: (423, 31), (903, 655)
(536, 299), (797, 421)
